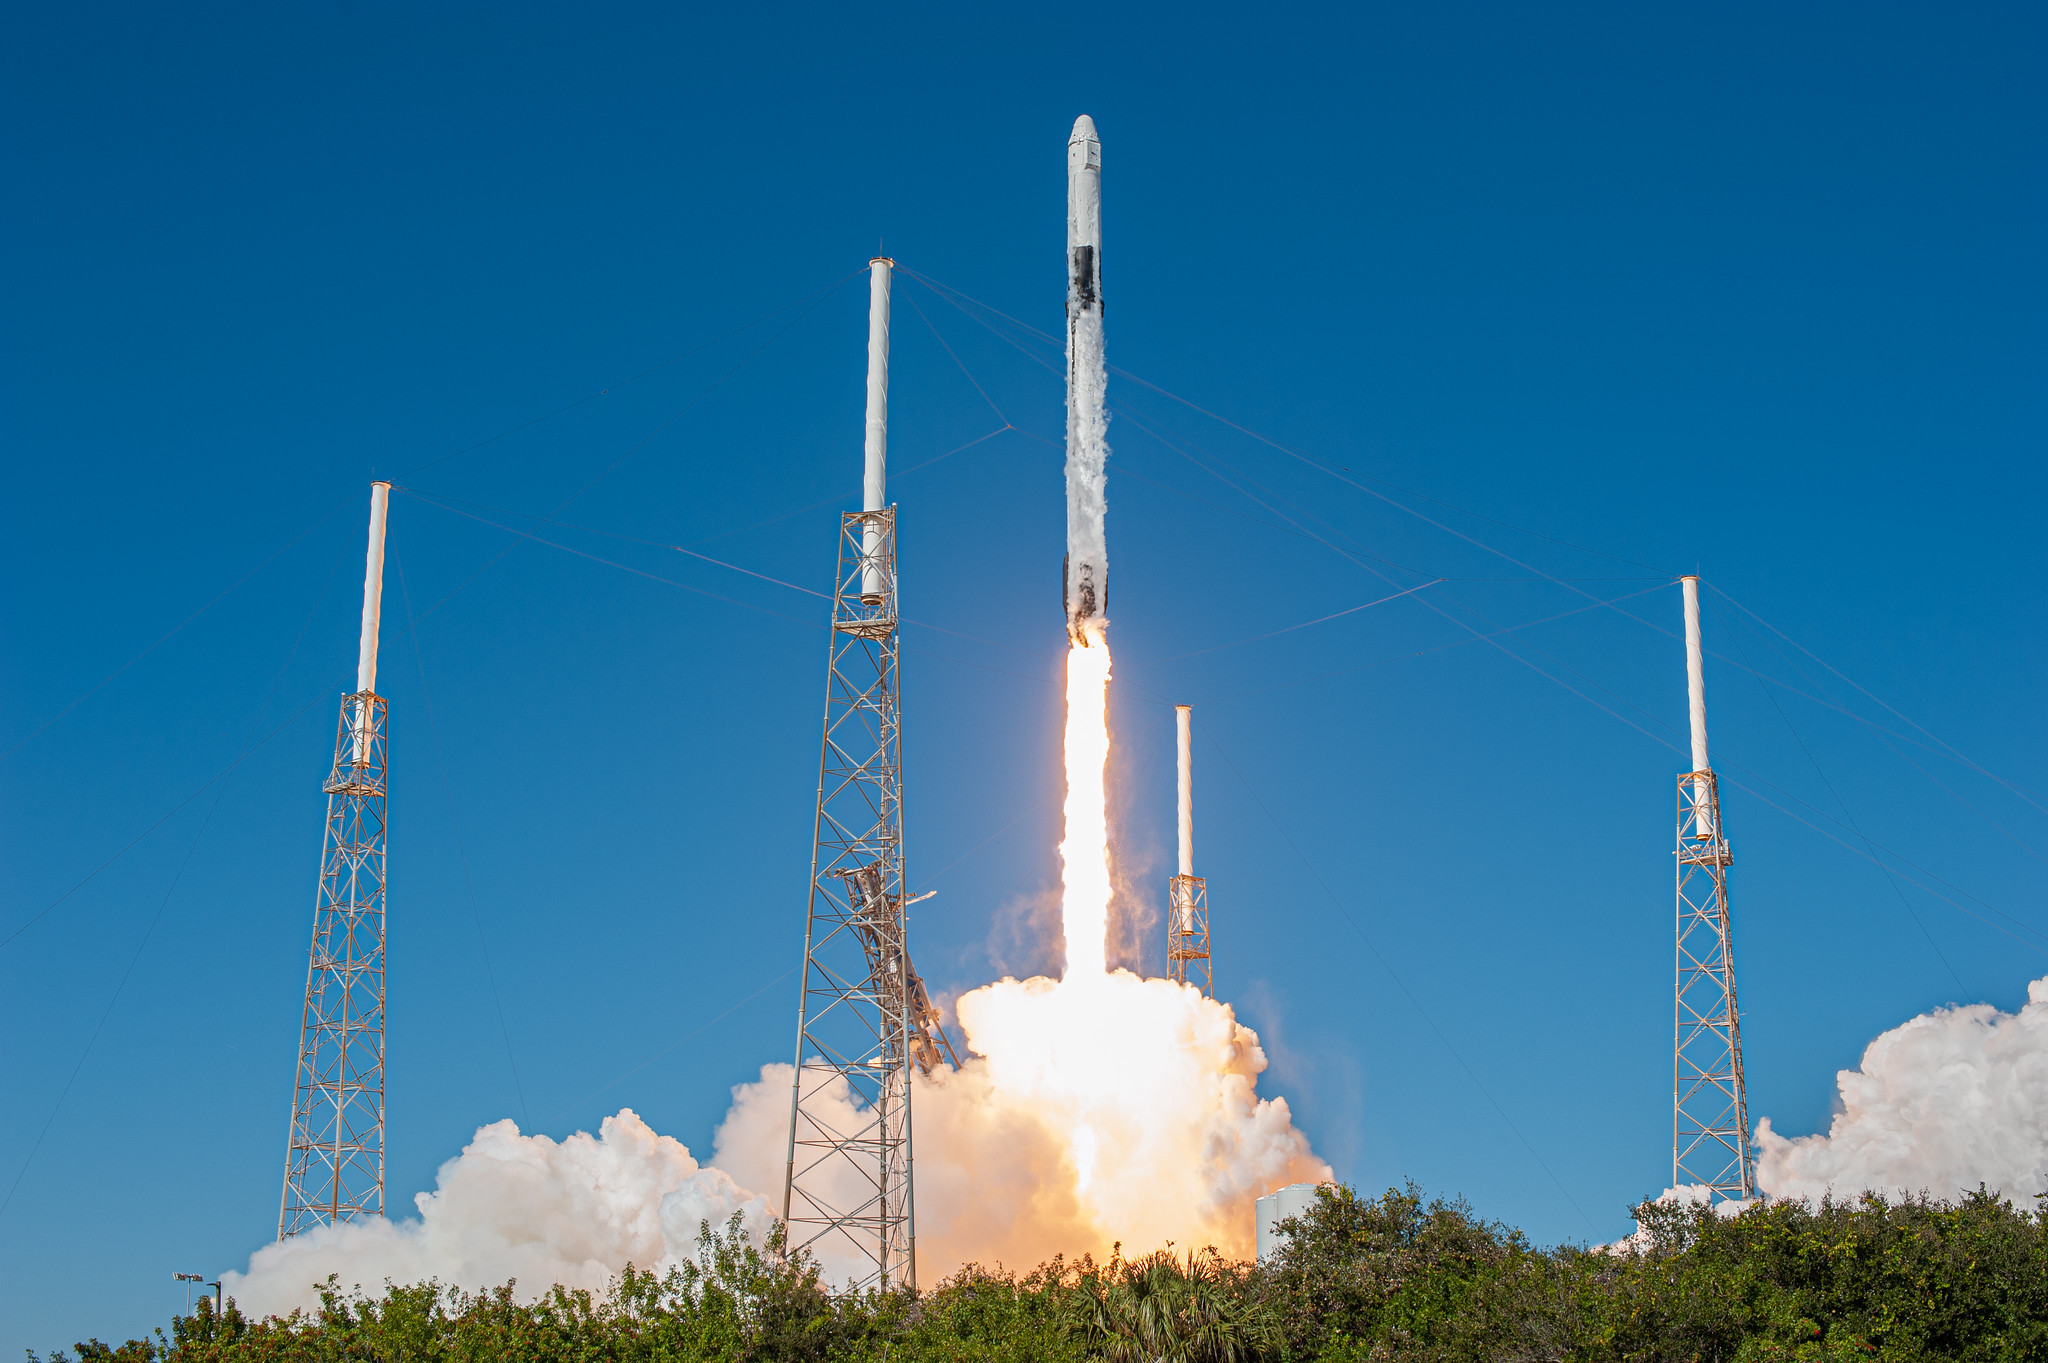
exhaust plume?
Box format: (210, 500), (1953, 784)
(715, 978), (1325, 1279)
(1060, 627), (1114, 976)
(225, 1110), (768, 1316)
(1626, 974), (2048, 1236)
(1754, 975), (2048, 1203)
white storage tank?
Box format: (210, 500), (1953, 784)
(1254, 1182), (1322, 1262)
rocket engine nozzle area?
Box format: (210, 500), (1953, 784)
(1063, 553), (1103, 645)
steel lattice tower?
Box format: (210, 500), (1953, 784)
(1671, 575), (1754, 1199)
(783, 260), (954, 1293)
(1167, 704), (1211, 995)
(280, 482), (392, 1238)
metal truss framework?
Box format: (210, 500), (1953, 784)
(1168, 874), (1211, 996)
(1673, 769), (1754, 1199)
(784, 510), (954, 1293)
(280, 692), (388, 1238)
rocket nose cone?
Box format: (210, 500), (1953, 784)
(1070, 114), (1098, 144)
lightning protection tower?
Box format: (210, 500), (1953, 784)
(1167, 704), (1211, 995)
(279, 481), (392, 1238)
(1672, 575), (1755, 1200)
(783, 258), (955, 1293)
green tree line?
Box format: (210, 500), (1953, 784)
(33, 1183), (2048, 1362)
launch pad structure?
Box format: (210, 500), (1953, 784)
(783, 257), (957, 1294)
(1672, 576), (1755, 1200)
(249, 115), (1763, 1282)
(279, 482), (392, 1238)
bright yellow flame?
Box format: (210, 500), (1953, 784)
(1059, 626), (1113, 979)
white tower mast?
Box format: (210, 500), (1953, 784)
(1672, 575), (1754, 1199)
(1683, 575), (1713, 836)
(784, 257), (956, 1294)
(861, 258), (891, 604)
(281, 480), (392, 1237)
(1167, 704), (1211, 994)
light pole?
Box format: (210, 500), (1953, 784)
(172, 1272), (222, 1319)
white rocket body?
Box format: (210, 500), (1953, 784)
(861, 258), (892, 603)
(1064, 115), (1109, 645)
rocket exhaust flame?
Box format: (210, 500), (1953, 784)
(1060, 119), (1113, 975)
(1060, 624), (1114, 978)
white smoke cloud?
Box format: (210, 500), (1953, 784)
(714, 969), (1328, 1277)
(1625, 974), (2048, 1235)
(1601, 1182), (1749, 1253)
(713, 1057), (1094, 1281)
(1754, 975), (2048, 1204)
(225, 1110), (769, 1317)
(225, 970), (1327, 1314)
(945, 969), (1328, 1261)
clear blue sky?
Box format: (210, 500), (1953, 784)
(4, 1), (2043, 1351)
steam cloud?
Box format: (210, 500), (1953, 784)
(226, 1111), (768, 1313)
(1627, 973), (2048, 1238)
(1754, 975), (2048, 1204)
(226, 967), (2046, 1314)
(227, 973), (1326, 1316)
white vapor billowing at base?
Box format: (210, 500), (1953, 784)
(227, 973), (1326, 1316)
(1628, 975), (2048, 1230)
(720, 972), (1330, 1278)
(1753, 975), (2048, 1203)
(225, 1111), (769, 1315)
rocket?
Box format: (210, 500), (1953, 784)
(1064, 115), (1110, 646)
